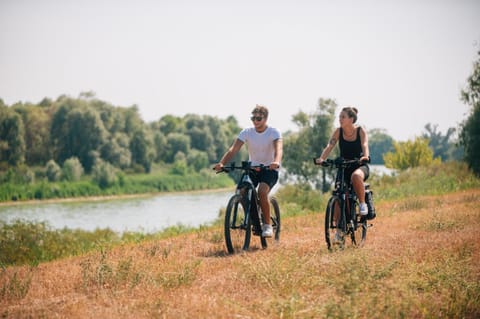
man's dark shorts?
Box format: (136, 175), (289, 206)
(249, 169), (279, 189)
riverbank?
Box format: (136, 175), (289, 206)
(0, 170), (234, 205)
(2, 189), (479, 318)
(0, 186), (233, 207)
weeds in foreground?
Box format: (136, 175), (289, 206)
(0, 270), (32, 300)
(79, 242), (201, 293)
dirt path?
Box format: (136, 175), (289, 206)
(2, 189), (479, 318)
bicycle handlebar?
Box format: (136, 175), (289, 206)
(313, 157), (369, 168)
(213, 161), (272, 174)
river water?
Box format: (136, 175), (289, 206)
(0, 190), (232, 233)
(0, 165), (393, 233)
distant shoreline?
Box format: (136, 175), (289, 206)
(0, 187), (232, 207)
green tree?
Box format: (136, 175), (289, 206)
(153, 131), (168, 163)
(459, 51), (480, 176)
(0, 107), (26, 166)
(383, 137), (441, 170)
(282, 98), (337, 190)
(422, 123), (462, 161)
(129, 128), (155, 173)
(186, 149), (209, 171)
(101, 133), (132, 169)
(123, 105), (144, 135)
(165, 133), (191, 163)
(368, 128), (394, 165)
(51, 100), (109, 172)
(158, 114), (183, 136)
(207, 115), (245, 163)
(66, 107), (109, 171)
(15, 104), (51, 165)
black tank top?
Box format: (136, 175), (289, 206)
(339, 127), (363, 160)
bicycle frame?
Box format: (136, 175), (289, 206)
(232, 162), (264, 236)
(332, 160), (359, 236)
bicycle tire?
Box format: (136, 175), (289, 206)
(224, 194), (251, 254)
(325, 196), (343, 250)
(270, 196), (281, 242)
(259, 196), (281, 249)
(350, 200), (367, 246)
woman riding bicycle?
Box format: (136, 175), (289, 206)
(314, 106), (370, 215)
(214, 105), (283, 238)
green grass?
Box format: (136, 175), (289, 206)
(370, 161), (480, 200)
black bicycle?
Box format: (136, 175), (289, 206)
(314, 157), (372, 250)
(217, 161), (281, 254)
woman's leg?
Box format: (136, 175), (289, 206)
(351, 168), (366, 214)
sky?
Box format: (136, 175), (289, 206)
(1, 0), (479, 141)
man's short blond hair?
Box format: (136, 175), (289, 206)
(251, 104), (269, 118)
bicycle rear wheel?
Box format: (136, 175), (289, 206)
(224, 194), (251, 254)
(260, 196), (281, 249)
(325, 196), (343, 250)
(270, 196), (281, 241)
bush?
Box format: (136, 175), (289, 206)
(62, 157), (84, 181)
(383, 137), (441, 170)
(92, 160), (117, 189)
(46, 160), (61, 182)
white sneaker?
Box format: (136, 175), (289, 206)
(262, 224), (273, 238)
(359, 203), (368, 216)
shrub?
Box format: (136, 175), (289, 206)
(92, 160), (117, 189)
(45, 160), (61, 182)
(62, 157), (84, 181)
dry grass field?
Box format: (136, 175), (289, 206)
(1, 189), (479, 318)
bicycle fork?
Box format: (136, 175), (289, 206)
(230, 187), (251, 231)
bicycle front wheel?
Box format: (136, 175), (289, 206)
(325, 195), (343, 250)
(224, 194), (251, 254)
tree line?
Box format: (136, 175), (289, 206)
(4, 47), (480, 193)
(0, 92), (248, 182)
(0, 92), (465, 187)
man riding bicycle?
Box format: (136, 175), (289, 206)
(214, 105), (283, 238)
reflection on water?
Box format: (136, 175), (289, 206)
(0, 190), (231, 233)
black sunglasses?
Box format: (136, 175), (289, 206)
(250, 116), (264, 121)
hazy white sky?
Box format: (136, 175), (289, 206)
(1, 0), (479, 141)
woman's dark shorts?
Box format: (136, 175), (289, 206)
(345, 164), (370, 182)
(249, 169), (279, 189)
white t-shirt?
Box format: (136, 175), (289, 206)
(238, 126), (282, 167)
